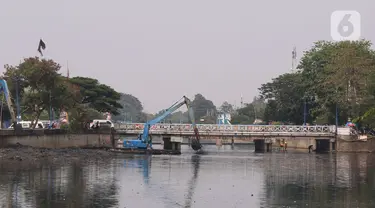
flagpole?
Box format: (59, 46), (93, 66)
(38, 38), (52, 127)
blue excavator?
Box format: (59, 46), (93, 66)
(123, 96), (202, 151)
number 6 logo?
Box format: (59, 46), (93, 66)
(331, 10), (361, 41)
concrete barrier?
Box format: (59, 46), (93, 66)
(0, 129), (115, 149)
(336, 137), (375, 152)
(1, 128), (374, 153)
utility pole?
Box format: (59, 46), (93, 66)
(335, 103), (339, 133)
(49, 90), (52, 124)
(241, 95), (243, 108)
(335, 88), (339, 134)
(291, 46), (297, 73)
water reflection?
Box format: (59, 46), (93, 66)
(262, 153), (375, 208)
(0, 148), (375, 207)
(0, 160), (120, 208)
(184, 155), (201, 208)
(121, 155), (201, 207)
(123, 155), (152, 184)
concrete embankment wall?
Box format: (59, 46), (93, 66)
(256, 136), (320, 149)
(336, 135), (375, 153)
(3, 129), (363, 152)
(0, 129), (114, 148)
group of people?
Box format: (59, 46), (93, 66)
(279, 139), (287, 151)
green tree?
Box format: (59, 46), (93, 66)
(231, 103), (255, 124)
(257, 40), (375, 126)
(151, 110), (189, 123)
(299, 40), (375, 125)
(169, 111), (189, 123)
(153, 109), (172, 123)
(2, 57), (76, 128)
(218, 101), (234, 114)
(112, 93), (147, 122)
(191, 94), (217, 123)
(263, 100), (278, 124)
(69, 77), (122, 115)
(251, 96), (267, 120)
(258, 73), (306, 124)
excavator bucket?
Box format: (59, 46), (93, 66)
(191, 139), (202, 151)
(191, 127), (202, 151)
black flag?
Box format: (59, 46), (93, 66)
(37, 39), (46, 56)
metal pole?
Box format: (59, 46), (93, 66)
(49, 90), (52, 124)
(15, 78), (20, 122)
(335, 103), (339, 131)
(303, 99), (306, 125)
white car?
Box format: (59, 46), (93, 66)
(90, 119), (114, 129)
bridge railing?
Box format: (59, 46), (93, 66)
(115, 123), (336, 133)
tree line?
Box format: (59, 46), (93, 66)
(4, 39), (375, 128)
(164, 39), (375, 128)
(1, 57), (123, 130)
(0, 57), (220, 129)
(257, 39), (375, 127)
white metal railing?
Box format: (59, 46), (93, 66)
(115, 123), (336, 134)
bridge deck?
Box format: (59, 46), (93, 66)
(114, 123), (336, 137)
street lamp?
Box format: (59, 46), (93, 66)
(335, 103), (339, 133)
(334, 88), (339, 133)
(303, 99), (307, 125)
(303, 95), (314, 125)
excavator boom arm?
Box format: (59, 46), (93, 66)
(0, 79), (17, 123)
(140, 96), (202, 150)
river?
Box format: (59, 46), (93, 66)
(0, 145), (374, 208)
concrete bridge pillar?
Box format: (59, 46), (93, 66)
(315, 139), (332, 153)
(254, 139), (265, 152)
(254, 139), (272, 153)
(266, 143), (272, 152)
(163, 136), (182, 151)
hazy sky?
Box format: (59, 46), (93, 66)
(0, 0), (374, 113)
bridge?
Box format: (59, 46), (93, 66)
(114, 123), (336, 137)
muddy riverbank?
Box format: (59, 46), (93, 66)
(0, 145), (127, 168)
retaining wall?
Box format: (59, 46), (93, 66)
(336, 136), (375, 153)
(2, 129), (373, 152)
(0, 129), (115, 148)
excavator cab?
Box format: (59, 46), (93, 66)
(191, 139), (202, 151)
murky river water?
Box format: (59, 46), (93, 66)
(0, 145), (375, 208)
